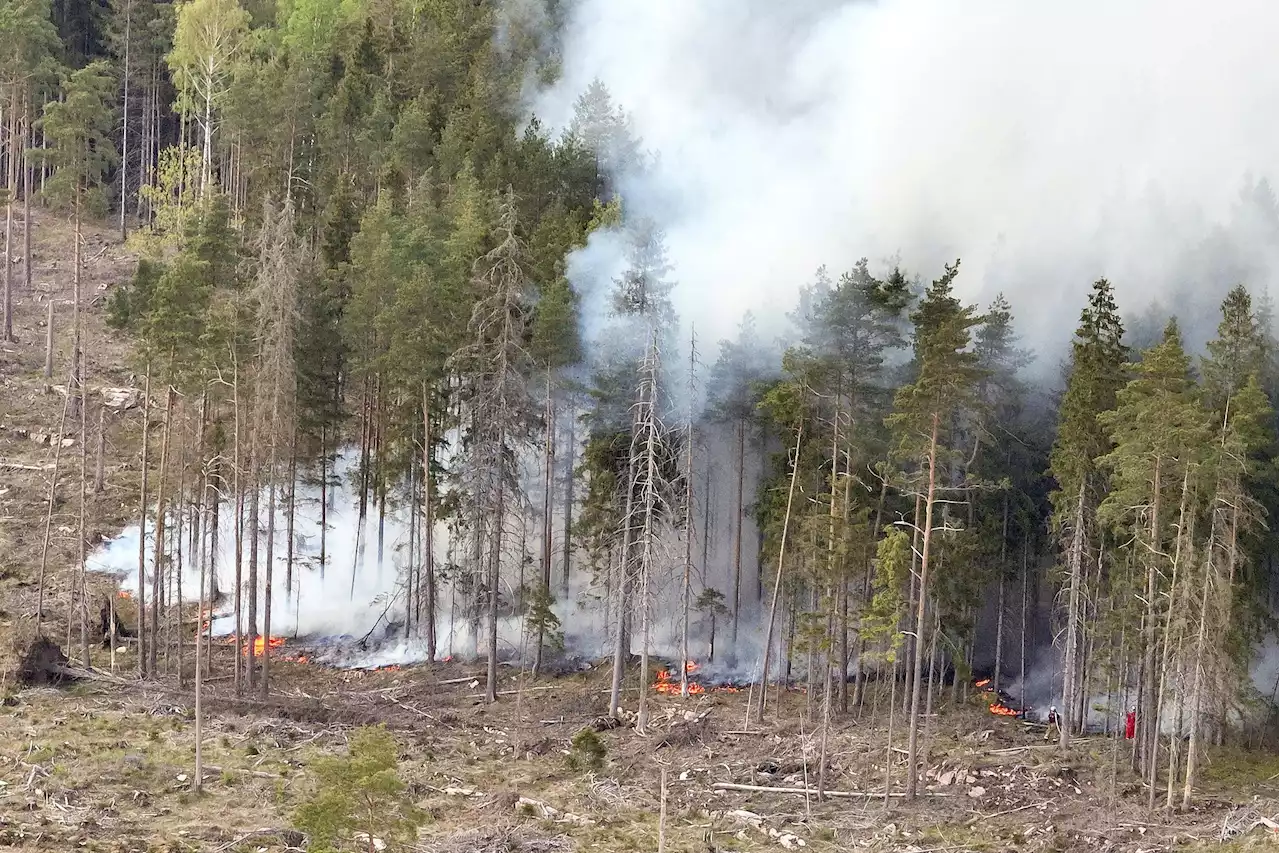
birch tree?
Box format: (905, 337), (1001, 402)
(167, 0), (249, 196)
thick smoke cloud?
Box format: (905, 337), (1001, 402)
(531, 0), (1278, 361)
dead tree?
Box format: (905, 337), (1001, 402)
(446, 191), (536, 703)
(249, 198), (302, 698)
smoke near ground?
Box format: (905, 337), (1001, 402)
(86, 444), (777, 675)
(529, 0), (1278, 363)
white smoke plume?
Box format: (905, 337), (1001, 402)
(86, 444), (775, 674)
(529, 0), (1278, 363)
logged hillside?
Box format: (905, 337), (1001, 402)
(0, 1), (1277, 851)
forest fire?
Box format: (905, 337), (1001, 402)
(652, 661), (743, 696)
(974, 677), (1024, 718)
(244, 636), (285, 656)
(117, 590), (132, 599)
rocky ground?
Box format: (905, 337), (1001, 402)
(0, 213), (1276, 852)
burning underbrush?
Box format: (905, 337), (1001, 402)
(652, 660), (747, 696)
(974, 678), (1029, 719)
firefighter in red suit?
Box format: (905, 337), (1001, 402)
(1125, 706), (1136, 740)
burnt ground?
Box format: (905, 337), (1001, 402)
(0, 214), (1277, 853)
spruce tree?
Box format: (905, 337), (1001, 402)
(1047, 279), (1127, 746)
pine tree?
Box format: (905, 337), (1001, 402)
(39, 59), (118, 419)
(0, 0), (60, 342)
(884, 260), (984, 800)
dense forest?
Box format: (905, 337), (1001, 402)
(2, 0), (1276, 813)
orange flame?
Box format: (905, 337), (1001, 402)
(242, 635), (285, 656)
(989, 702), (1020, 717)
(974, 678), (991, 689)
(117, 590), (133, 599)
(651, 661), (743, 695)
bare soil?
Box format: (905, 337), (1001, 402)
(0, 213), (1275, 852)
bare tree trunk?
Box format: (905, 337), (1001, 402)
(994, 496), (1008, 689)
(1181, 507), (1218, 809)
(560, 390), (575, 598)
(233, 364), (244, 692)
(904, 412), (940, 801)
(136, 368), (151, 674)
(423, 387), (436, 659)
(246, 421), (260, 688)
(70, 195), (83, 420)
(730, 419), (745, 652)
(2, 90), (17, 343)
(149, 385), (174, 677)
(485, 476), (504, 703)
(43, 301), (53, 392)
(261, 470), (275, 698)
(35, 380), (72, 636)
(903, 494), (922, 718)
(752, 419), (803, 724)
(534, 371), (554, 677)
(119, 3), (131, 240)
(77, 375), (89, 667)
(23, 103), (31, 300)
(94, 408), (105, 492)
(1060, 482), (1086, 748)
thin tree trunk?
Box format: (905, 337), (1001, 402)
(534, 371), (554, 676)
(148, 385), (174, 677)
(1181, 505), (1218, 809)
(35, 379), (72, 636)
(730, 419), (744, 652)
(77, 364), (89, 667)
(119, 3), (131, 240)
(23, 102), (31, 300)
(94, 408), (105, 492)
(423, 386), (436, 659)
(44, 301), (53, 392)
(2, 89), (17, 343)
(994, 496), (1008, 689)
(904, 412), (940, 801)
(1060, 482), (1086, 748)
(246, 422), (260, 688)
(71, 194), (82, 420)
(752, 419), (803, 724)
(560, 391), (575, 598)
(137, 368), (151, 674)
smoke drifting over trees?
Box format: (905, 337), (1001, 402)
(4, 0), (1272, 815)
(531, 0), (1279, 360)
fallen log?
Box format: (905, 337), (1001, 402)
(711, 782), (951, 798)
(201, 763), (285, 780)
(0, 460), (54, 471)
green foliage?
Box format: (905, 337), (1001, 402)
(293, 725), (425, 853)
(1049, 278), (1128, 517)
(861, 528), (909, 664)
(567, 728), (606, 772)
(39, 60), (119, 215)
(525, 583), (564, 655)
(133, 146), (204, 254)
(885, 260), (984, 479)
